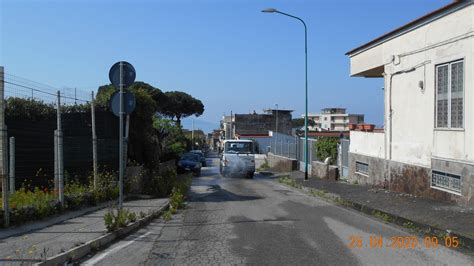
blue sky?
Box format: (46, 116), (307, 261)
(1, 0), (449, 132)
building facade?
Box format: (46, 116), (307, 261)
(307, 108), (364, 131)
(346, 0), (473, 206)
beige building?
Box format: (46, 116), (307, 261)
(346, 0), (473, 205)
(307, 108), (364, 131)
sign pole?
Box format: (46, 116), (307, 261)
(118, 62), (124, 209)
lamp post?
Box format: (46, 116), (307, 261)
(262, 8), (309, 180)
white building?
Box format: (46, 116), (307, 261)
(307, 108), (364, 131)
(346, 0), (473, 206)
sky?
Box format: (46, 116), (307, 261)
(1, 0), (450, 132)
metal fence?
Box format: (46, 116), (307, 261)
(270, 139), (298, 159)
(0, 67), (120, 225)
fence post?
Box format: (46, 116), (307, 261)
(54, 130), (58, 191)
(9, 137), (14, 192)
(56, 91), (64, 205)
(0, 66), (9, 227)
(91, 91), (98, 189)
(280, 140), (283, 156)
(287, 141), (290, 158)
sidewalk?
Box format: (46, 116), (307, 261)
(281, 171), (474, 251)
(0, 198), (168, 264)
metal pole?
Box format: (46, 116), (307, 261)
(192, 118), (194, 149)
(287, 140), (290, 158)
(57, 91), (64, 204)
(9, 137), (14, 192)
(91, 91), (98, 189)
(0, 66), (9, 227)
(118, 62), (124, 209)
(275, 104), (278, 151)
(264, 10), (308, 180)
(124, 115), (130, 167)
(54, 130), (58, 191)
(303, 19), (308, 180)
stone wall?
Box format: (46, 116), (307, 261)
(267, 152), (297, 172)
(348, 152), (473, 206)
(311, 161), (338, 181)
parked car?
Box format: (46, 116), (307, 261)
(178, 153), (202, 176)
(220, 140), (255, 178)
(190, 150), (207, 167)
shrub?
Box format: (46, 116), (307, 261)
(144, 168), (178, 197)
(103, 207), (136, 232)
(315, 137), (339, 164)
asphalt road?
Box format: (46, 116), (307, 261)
(82, 153), (474, 265)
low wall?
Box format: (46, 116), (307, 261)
(311, 161), (338, 181)
(267, 153), (297, 172)
(348, 152), (473, 206)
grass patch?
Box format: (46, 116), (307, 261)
(372, 210), (393, 223)
(278, 176), (302, 189)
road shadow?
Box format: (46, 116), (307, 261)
(189, 186), (262, 203)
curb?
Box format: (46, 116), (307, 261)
(33, 201), (169, 266)
(276, 178), (474, 253)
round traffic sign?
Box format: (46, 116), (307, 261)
(110, 90), (136, 117)
(109, 61), (136, 88)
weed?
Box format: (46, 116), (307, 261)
(372, 211), (393, 223)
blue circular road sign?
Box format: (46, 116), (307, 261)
(109, 61), (136, 88)
(110, 90), (136, 117)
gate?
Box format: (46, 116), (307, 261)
(339, 139), (350, 179)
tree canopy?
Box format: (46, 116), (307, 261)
(160, 91), (204, 125)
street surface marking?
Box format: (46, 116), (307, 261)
(83, 231), (152, 265)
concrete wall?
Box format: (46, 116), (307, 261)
(349, 131), (385, 159)
(348, 153), (387, 188)
(311, 161), (338, 181)
(267, 152), (297, 172)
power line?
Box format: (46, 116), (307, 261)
(3, 80), (89, 103)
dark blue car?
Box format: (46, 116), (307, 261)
(178, 153), (202, 176)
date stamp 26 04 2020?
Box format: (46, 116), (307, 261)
(348, 235), (461, 250)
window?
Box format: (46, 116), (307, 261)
(431, 170), (461, 194)
(355, 161), (369, 175)
(436, 60), (464, 129)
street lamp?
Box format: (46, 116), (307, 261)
(262, 8), (309, 181)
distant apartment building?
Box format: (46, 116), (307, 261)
(306, 108), (364, 131)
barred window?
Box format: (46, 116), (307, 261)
(355, 161), (368, 175)
(436, 60), (464, 129)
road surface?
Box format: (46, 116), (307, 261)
(83, 153), (473, 265)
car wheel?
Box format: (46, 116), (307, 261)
(194, 169), (201, 177)
(247, 172), (254, 179)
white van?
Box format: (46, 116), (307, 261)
(220, 140), (255, 178)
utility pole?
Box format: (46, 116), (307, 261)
(91, 91), (98, 189)
(0, 66), (9, 227)
(9, 137), (14, 192)
(56, 91), (64, 205)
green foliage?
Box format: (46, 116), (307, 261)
(160, 91), (204, 125)
(315, 137), (339, 164)
(144, 168), (178, 197)
(291, 118), (316, 128)
(104, 207), (136, 232)
(6, 98), (56, 121)
(170, 187), (185, 210)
